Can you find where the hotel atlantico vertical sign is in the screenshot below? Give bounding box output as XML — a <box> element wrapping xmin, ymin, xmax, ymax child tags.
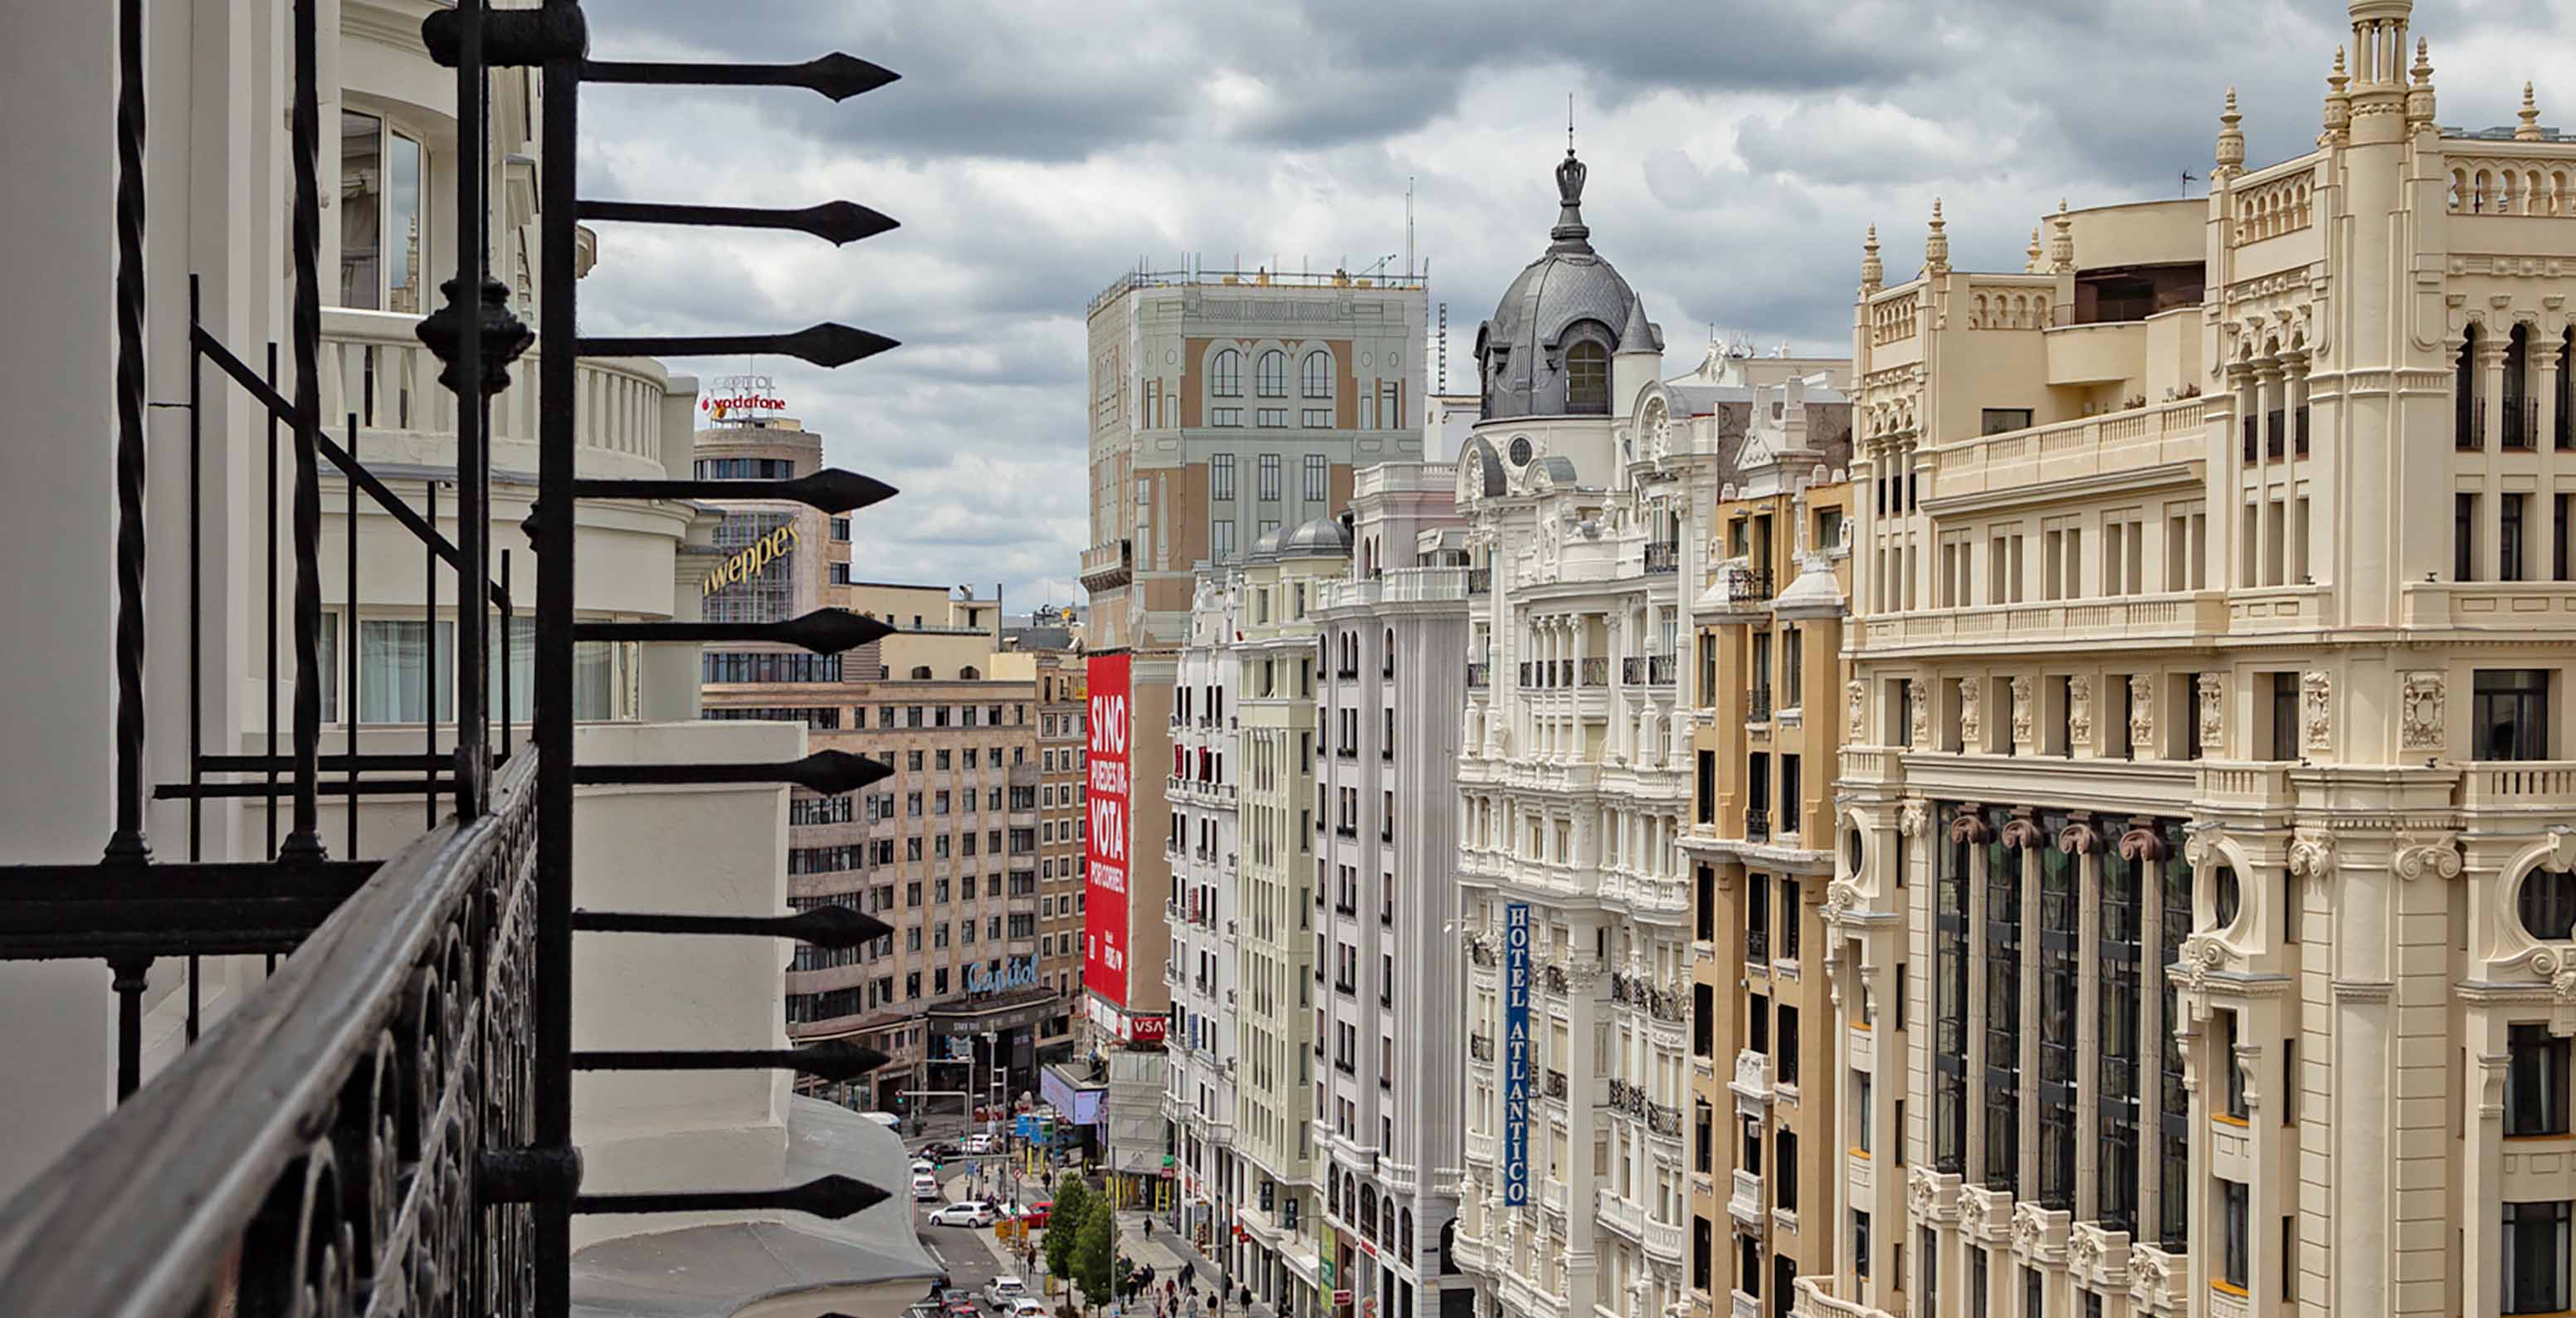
<box><xmin>1501</xmin><ymin>901</ymin><xmax>1532</xmax><ymax>1207</ymax></box>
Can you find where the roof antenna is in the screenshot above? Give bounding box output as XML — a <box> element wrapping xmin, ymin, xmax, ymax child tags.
<box><xmin>1567</xmin><ymin>93</ymin><xmax>1576</xmax><ymax>155</ymax></box>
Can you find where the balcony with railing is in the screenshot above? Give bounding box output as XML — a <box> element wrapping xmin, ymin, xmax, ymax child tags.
<box><xmin>1728</xmin><ymin>1169</ymin><xmax>1764</xmax><ymax>1226</ymax></box>
<box><xmin>1642</xmin><ymin>540</ymin><xmax>1681</xmax><ymax>574</ymax></box>
<box><xmin>1746</xmin><ymin>686</ymin><xmax>1772</xmax><ymax>722</ymax></box>
<box><xmin>1744</xmin><ymin>808</ymin><xmax>1771</xmax><ymax>843</ymax></box>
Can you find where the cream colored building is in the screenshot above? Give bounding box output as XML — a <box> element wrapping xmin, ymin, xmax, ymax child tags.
<box><xmin>1807</xmin><ymin>5</ymin><xmax>2576</xmax><ymax>1317</ymax></box>
<box><xmin>1449</xmin><ymin>145</ymin><xmax>1705</xmax><ymax>1318</ymax></box>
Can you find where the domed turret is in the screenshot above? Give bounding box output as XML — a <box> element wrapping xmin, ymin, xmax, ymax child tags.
<box><xmin>1474</xmin><ymin>146</ymin><xmax>1661</xmax><ymax>422</ymax></box>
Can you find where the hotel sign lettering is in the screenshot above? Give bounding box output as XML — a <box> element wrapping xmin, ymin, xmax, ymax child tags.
<box><xmin>1501</xmin><ymin>901</ymin><xmax>1532</xmax><ymax>1208</ymax></box>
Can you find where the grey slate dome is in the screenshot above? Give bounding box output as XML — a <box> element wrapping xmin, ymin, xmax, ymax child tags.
<box><xmin>1247</xmin><ymin>524</ymin><xmax>1289</xmax><ymax>562</ymax></box>
<box><xmin>1276</xmin><ymin>515</ymin><xmax>1354</xmax><ymax>559</ymax></box>
<box><xmin>1475</xmin><ymin>146</ymin><xmax>1661</xmax><ymax>422</ymax></box>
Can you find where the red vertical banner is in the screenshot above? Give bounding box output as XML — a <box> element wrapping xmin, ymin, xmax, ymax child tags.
<box><xmin>1084</xmin><ymin>653</ymin><xmax>1132</xmax><ymax>1008</ymax></box>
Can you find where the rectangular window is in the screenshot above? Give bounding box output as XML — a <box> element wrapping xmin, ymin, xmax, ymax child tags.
<box><xmin>1212</xmin><ymin>453</ymin><xmax>1237</xmax><ymax>501</ymax></box>
<box><xmin>1303</xmin><ymin>408</ymin><xmax>1331</xmax><ymax>427</ymax></box>
<box><xmin>1778</xmin><ymin>1005</ymin><xmax>1799</xmax><ymax>1086</ymax></box>
<box><xmin>2220</xmin><ymin>1179</ymin><xmax>2251</xmax><ymax>1294</ymax></box>
<box><xmin>2510</xmin><ymin>1023</ymin><xmax>2573</xmax><ymax>1136</ymax></box>
<box><xmin>2505</xmin><ymin>492</ymin><xmax>2530</xmax><ymax>582</ymax></box>
<box><xmin>1852</xmin><ymin>1211</ymin><xmax>1871</xmax><ymax>1279</ymax></box>
<box><xmin>1213</xmin><ymin>519</ymin><xmax>1237</xmax><ymax>564</ymax></box>
<box><xmin>2475</xmin><ymin>669</ymin><xmax>2553</xmax><ymax>761</ymax></box>
<box><xmin>1981</xmin><ymin>408</ymin><xmax>2034</xmax><ymax>436</ymax></box>
<box><xmin>1212</xmin><ymin>408</ymin><xmax>1242</xmax><ymax>427</ymax></box>
<box><xmin>1985</xmin><ymin>810</ymin><xmax>2022</xmax><ymax>1193</ymax></box>
<box><xmin>1259</xmin><ymin>453</ymin><xmax>1282</xmax><ymax>501</ymax></box>
<box><xmin>2505</xmin><ymin>1199</ymin><xmax>2573</xmax><ymax>1315</ymax></box>
<box><xmin>2270</xmin><ymin>671</ymin><xmax>2300</xmax><ymax>762</ymax></box>
<box><xmin>2458</xmin><ymin>492</ymin><xmax>2480</xmax><ymax>582</ymax></box>
<box><xmin>1303</xmin><ymin>453</ymin><xmax>1329</xmax><ymax>502</ymax></box>
<box><xmin>1775</xmin><ymin>1126</ymin><xmax>1798</xmax><ymax>1211</ymax></box>
<box><xmin>1970</xmin><ymin>1247</ymin><xmax>1988</xmax><ymax>1318</ymax></box>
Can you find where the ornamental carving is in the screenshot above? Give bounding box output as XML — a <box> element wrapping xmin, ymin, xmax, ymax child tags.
<box><xmin>1907</xmin><ymin>1166</ymin><xmax>1939</xmax><ymax>1221</ymax></box>
<box><xmin>2128</xmin><ymin>1246</ymin><xmax>2172</xmax><ymax>1310</ymax></box>
<box><xmin>2178</xmin><ymin>935</ymin><xmax>2230</xmax><ymax>990</ymax></box>
<box><xmin>2393</xmin><ymin>832</ymin><xmax>2462</xmax><ymax>882</ymax></box>
<box><xmin>2196</xmin><ymin>671</ymin><xmax>2226</xmax><ymax>752</ymax></box>
<box><xmin>1949</xmin><ymin>805</ymin><xmax>1993</xmax><ymax>846</ymax></box>
<box><xmin>1910</xmin><ymin>684</ymin><xmax>1933</xmax><ymax>747</ymax></box>
<box><xmin>2301</xmin><ymin>671</ymin><xmax>2332</xmax><ymax>753</ymax></box>
<box><xmin>1847</xmin><ymin>680</ymin><xmax>1866</xmax><ymax>731</ymax></box>
<box><xmin>2537</xmin><ymin>948</ymin><xmax>2576</xmax><ymax>1036</ymax></box>
<box><xmin>1821</xmin><ymin>879</ymin><xmax>1863</xmax><ymax>927</ymax></box>
<box><xmin>2400</xmin><ymin>670</ymin><xmax>2446</xmax><ymax>752</ymax></box>
<box><xmin>2009</xmin><ymin>675</ymin><xmax>2035</xmax><ymax>745</ymax></box>
<box><xmin>2056</xmin><ymin>818</ymin><xmax>2101</xmax><ymax>856</ymax></box>
<box><xmin>2127</xmin><ymin>674</ymin><xmax>2154</xmax><ymax>752</ymax></box>
<box><xmin>2286</xmin><ymin>829</ymin><xmax>2336</xmax><ymax>889</ymax></box>
<box><xmin>2000</xmin><ymin>813</ymin><xmax>2044</xmax><ymax>852</ymax></box>
<box><xmin>2067</xmin><ymin>675</ymin><xmax>2093</xmax><ymax>745</ymax></box>
<box><xmin>1958</xmin><ymin>680</ymin><xmax>1983</xmax><ymax>746</ymax></box>
<box><xmin>1899</xmin><ymin>799</ymin><xmax>1929</xmax><ymax>838</ymax></box>
<box><xmin>2116</xmin><ymin>822</ymin><xmax>2169</xmax><ymax>863</ymax></box>
<box><xmin>2068</xmin><ymin>1228</ymin><xmax>2103</xmax><ymax>1280</ymax></box>
<box><xmin>2183</xmin><ymin>821</ymin><xmax>2227</xmax><ymax>872</ymax></box>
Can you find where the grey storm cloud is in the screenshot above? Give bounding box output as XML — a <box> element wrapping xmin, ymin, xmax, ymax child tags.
<box><xmin>569</xmin><ymin>0</ymin><xmax>2574</xmax><ymax>610</ymax></box>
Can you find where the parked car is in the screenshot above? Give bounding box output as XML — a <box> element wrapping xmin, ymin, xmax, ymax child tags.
<box><xmin>911</xmin><ymin>1174</ymin><xmax>941</xmax><ymax>1202</ymax></box>
<box><xmin>1017</xmin><ymin>1201</ymin><xmax>1052</xmax><ymax>1229</ymax></box>
<box><xmin>927</xmin><ymin>1202</ymin><xmax>996</xmax><ymax>1228</ymax></box>
<box><xmin>983</xmin><ymin>1277</ymin><xmax>1028</xmax><ymax>1308</ymax></box>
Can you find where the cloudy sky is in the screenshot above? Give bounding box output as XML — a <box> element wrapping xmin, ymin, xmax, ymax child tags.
<box><xmin>577</xmin><ymin>0</ymin><xmax>2574</xmax><ymax>610</ymax></box>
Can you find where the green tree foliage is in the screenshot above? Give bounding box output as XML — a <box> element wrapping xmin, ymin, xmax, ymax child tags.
<box><xmin>1045</xmin><ymin>1176</ymin><xmax>1094</xmax><ymax>1283</ymax></box>
<box><xmin>1073</xmin><ymin>1198</ymin><xmax>1117</xmax><ymax>1310</ymax></box>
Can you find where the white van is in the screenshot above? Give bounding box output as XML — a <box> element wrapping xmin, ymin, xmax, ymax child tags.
<box><xmin>912</xmin><ymin>1173</ymin><xmax>941</xmax><ymax>1202</ymax></box>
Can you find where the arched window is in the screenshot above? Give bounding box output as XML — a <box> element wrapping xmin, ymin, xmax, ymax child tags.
<box><xmin>1566</xmin><ymin>340</ymin><xmax>1610</xmax><ymax>413</ymax></box>
<box><xmin>1302</xmin><ymin>351</ymin><xmax>1334</xmax><ymax>399</ymax></box>
<box><xmin>2523</xmin><ymin>867</ymin><xmax>2576</xmax><ymax>941</ymax></box>
<box><xmin>1212</xmin><ymin>349</ymin><xmax>1242</xmax><ymax>398</ymax></box>
<box><xmin>959</xmin><ymin>666</ymin><xmax>981</xmax><ymax>680</ymax></box>
<box><xmin>910</xmin><ymin>665</ymin><xmax>933</xmax><ymax>679</ymax></box>
<box><xmin>1257</xmin><ymin>349</ymin><xmax>1287</xmax><ymax>398</ymax></box>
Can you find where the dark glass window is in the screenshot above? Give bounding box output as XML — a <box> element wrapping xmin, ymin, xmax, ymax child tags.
<box><xmin>2459</xmin><ymin>492</ymin><xmax>2481</xmax><ymax>581</ymax></box>
<box><xmin>2222</xmin><ymin>1010</ymin><xmax>2250</xmax><ymax>1122</ymax></box>
<box><xmin>2037</xmin><ymin>818</ymin><xmax>2078</xmax><ymax>1211</ymax></box>
<box><xmin>2097</xmin><ymin>845</ymin><xmax>2143</xmax><ymax>1233</ymax></box>
<box><xmin>2475</xmin><ymin>669</ymin><xmax>2552</xmax><ymax>761</ymax></box>
<box><xmin>1775</xmin><ymin>1128</ymin><xmax>1798</xmax><ymax>1211</ymax></box>
<box><xmin>2160</xmin><ymin>818</ymin><xmax>2194</xmax><ymax>1250</ymax></box>
<box><xmin>1934</xmin><ymin>825</ymin><xmax>1969</xmax><ymax>1175</ymax></box>
<box><xmin>2505</xmin><ymin>492</ymin><xmax>2531</xmax><ymax>581</ymax></box>
<box><xmin>2506</xmin><ymin>1200</ymin><xmax>2573</xmax><ymax>1315</ymax></box>
<box><xmin>1970</xmin><ymin>1247</ymin><xmax>1988</xmax><ymax>1318</ymax></box>
<box><xmin>2510</xmin><ymin>1023</ymin><xmax>2572</xmax><ymax>1137</ymax></box>
<box><xmin>2221</xmin><ymin>1179</ymin><xmax>2251</xmax><ymax>1292</ymax></box>
<box><xmin>2270</xmin><ymin>672</ymin><xmax>2300</xmax><ymax>761</ymax></box>
<box><xmin>1778</xmin><ymin>1006</ymin><xmax>1800</xmax><ymax>1086</ymax></box>
<box><xmin>1565</xmin><ymin>341</ymin><xmax>1610</xmax><ymax>413</ymax></box>
<box><xmin>1983</xmin><ymin>808</ymin><xmax>2022</xmax><ymax>1193</ymax></box>
<box><xmin>1852</xmin><ymin>1211</ymin><xmax>1871</xmax><ymax>1279</ymax></box>
<box><xmin>2525</xmin><ymin>868</ymin><xmax>2576</xmax><ymax>942</ymax></box>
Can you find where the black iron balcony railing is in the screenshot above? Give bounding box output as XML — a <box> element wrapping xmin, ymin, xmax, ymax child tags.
<box><xmin>2295</xmin><ymin>403</ymin><xmax>2311</xmax><ymax>456</ymax></box>
<box><xmin>2505</xmin><ymin>397</ymin><xmax>2538</xmax><ymax>451</ymax></box>
<box><xmin>1467</xmin><ymin>661</ymin><xmax>1490</xmax><ymax>688</ymax></box>
<box><xmin>0</xmin><ymin>5</ymin><xmax>913</xmax><ymax>1313</ymax></box>
<box><xmin>1647</xmin><ymin>654</ymin><xmax>1676</xmax><ymax>686</ymax></box>
<box><xmin>2461</xmin><ymin>402</ymin><xmax>2486</xmax><ymax>451</ymax></box>
<box><xmin>1745</xmin><ymin>807</ymin><xmax>1772</xmax><ymax>842</ymax></box>
<box><xmin>1746</xmin><ymin>925</ymin><xmax>1770</xmax><ymax>964</ymax></box>
<box><xmin>2243</xmin><ymin>412</ymin><xmax>2260</xmax><ymax>462</ymax></box>
<box><xmin>1580</xmin><ymin>657</ymin><xmax>1609</xmax><ymax>686</ymax></box>
<box><xmin>1518</xmin><ymin>661</ymin><xmax>1534</xmax><ymax>688</ymax></box>
<box><xmin>1545</xmin><ymin>1069</ymin><xmax>1569</xmax><ymax>1101</ymax></box>
<box><xmin>2266</xmin><ymin>408</ymin><xmax>2286</xmax><ymax>460</ymax></box>
<box><xmin>1747</xmin><ymin>686</ymin><xmax>1773</xmax><ymax>721</ymax></box>
<box><xmin>2560</xmin><ymin>400</ymin><xmax>2574</xmax><ymax>451</ymax></box>
<box><xmin>1643</xmin><ymin>540</ymin><xmax>1680</xmax><ymax>574</ymax></box>
<box><xmin>1467</xmin><ymin>566</ymin><xmax>1492</xmax><ymax>594</ymax></box>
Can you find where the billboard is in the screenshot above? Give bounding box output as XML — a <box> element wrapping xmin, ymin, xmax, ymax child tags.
<box><xmin>1501</xmin><ymin>901</ymin><xmax>1532</xmax><ymax>1208</ymax></box>
<box><xmin>1084</xmin><ymin>653</ymin><xmax>1133</xmax><ymax>1007</ymax></box>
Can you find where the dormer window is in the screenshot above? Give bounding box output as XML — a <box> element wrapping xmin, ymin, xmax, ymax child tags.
<box><xmin>1566</xmin><ymin>340</ymin><xmax>1609</xmax><ymax>412</ymax></box>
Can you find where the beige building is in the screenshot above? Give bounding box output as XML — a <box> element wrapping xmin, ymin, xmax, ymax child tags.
<box><xmin>1807</xmin><ymin>6</ymin><xmax>2576</xmax><ymax>1317</ymax></box>
<box><xmin>1080</xmin><ymin>262</ymin><xmax>1430</xmax><ymax>1053</ymax></box>
<box><xmin>1675</xmin><ymin>394</ymin><xmax>1856</xmax><ymax>1318</ymax></box>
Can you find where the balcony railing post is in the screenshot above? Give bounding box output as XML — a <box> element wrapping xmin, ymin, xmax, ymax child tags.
<box><xmin>106</xmin><ymin>0</ymin><xmax>149</xmax><ymax>863</ymax></box>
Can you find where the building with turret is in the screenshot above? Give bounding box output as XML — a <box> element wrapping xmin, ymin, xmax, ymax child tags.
<box><xmin>1808</xmin><ymin>5</ymin><xmax>2576</xmax><ymax>1316</ymax></box>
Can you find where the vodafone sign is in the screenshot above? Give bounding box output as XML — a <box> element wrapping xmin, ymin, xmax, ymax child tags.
<box><xmin>1083</xmin><ymin>654</ymin><xmax>1132</xmax><ymax>1008</ymax></box>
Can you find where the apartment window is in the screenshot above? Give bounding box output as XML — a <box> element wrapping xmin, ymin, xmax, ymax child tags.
<box><xmin>1212</xmin><ymin>408</ymin><xmax>1242</xmax><ymax>427</ymax></box>
<box><xmin>1690</xmin><ymin>1218</ymin><xmax>1711</xmax><ymax>1291</ymax></box>
<box><xmin>1782</xmin><ymin>879</ymin><xmax>1802</xmax><ymax>960</ymax></box>
<box><xmin>2025</xmin><ymin>1267</ymin><xmax>2044</xmax><ymax>1318</ymax></box>
<box><xmin>1775</xmin><ymin>1128</ymin><xmax>1798</xmax><ymax>1210</ymax></box>
<box><xmin>2506</xmin><ymin>1200</ymin><xmax>2574</xmax><ymax>1314</ymax></box>
<box><xmin>1970</xmin><ymin>1247</ymin><xmax>1988</xmax><ymax>1318</ymax></box>
<box><xmin>1695</xmin><ymin>866</ymin><xmax>1717</xmax><ymax>942</ymax></box>
<box><xmin>2219</xmin><ymin>1179</ymin><xmax>2250</xmax><ymax>1294</ymax></box>
<box><xmin>1980</xmin><ymin>408</ymin><xmax>2033</xmax><ymax>436</ymax></box>
<box><xmin>1920</xmin><ymin>1228</ymin><xmax>1938</xmax><ymax>1311</ymax></box>
<box><xmin>1257</xmin><ymin>349</ymin><xmax>1287</xmax><ymax>397</ymax></box>
<box><xmin>1212</xmin><ymin>349</ymin><xmax>1242</xmax><ymax>398</ymax></box>
<box><xmin>1212</xmin><ymin>453</ymin><xmax>1237</xmax><ymax>501</ymax></box>
<box><xmin>339</xmin><ymin>111</ymin><xmax>427</xmax><ymax>314</ymax></box>
<box><xmin>2269</xmin><ymin>671</ymin><xmax>2300</xmax><ymax>762</ymax></box>
<box><xmin>1303</xmin><ymin>453</ymin><xmax>1329</xmax><ymax>503</ymax></box>
<box><xmin>1257</xmin><ymin>408</ymin><xmax>1288</xmax><ymax>427</ymax></box>
<box><xmin>1214</xmin><ymin>519</ymin><xmax>1237</xmax><ymax>564</ymax></box>
<box><xmin>1303</xmin><ymin>408</ymin><xmax>1331</xmax><ymax>427</ymax></box>
<box><xmin>2511</xmin><ymin>1023</ymin><xmax>2573</xmax><ymax>1136</ymax></box>
<box><xmin>1853</xmin><ymin>1069</ymin><xmax>1871</xmax><ymax>1155</ymax></box>
<box><xmin>1852</xmin><ymin>1211</ymin><xmax>1871</xmax><ymax>1279</ymax></box>
<box><xmin>2458</xmin><ymin>492</ymin><xmax>2480</xmax><ymax>581</ymax></box>
<box><xmin>2475</xmin><ymin>669</ymin><xmax>2553</xmax><ymax>761</ymax></box>
<box><xmin>1259</xmin><ymin>453</ymin><xmax>1282</xmax><ymax>501</ymax></box>
<box><xmin>2222</xmin><ymin>1009</ymin><xmax>2249</xmax><ymax>1121</ymax></box>
<box><xmin>1739</xmin><ymin>1234</ymin><xmax>1760</xmax><ymax>1301</ymax></box>
<box><xmin>2505</xmin><ymin>492</ymin><xmax>2531</xmax><ymax>582</ymax></box>
<box><xmin>1693</xmin><ymin>984</ymin><xmax>1714</xmax><ymax>1057</ymax></box>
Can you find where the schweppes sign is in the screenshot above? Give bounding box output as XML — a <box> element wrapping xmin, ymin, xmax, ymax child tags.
<box><xmin>704</xmin><ymin>522</ymin><xmax>801</xmax><ymax>596</ymax></box>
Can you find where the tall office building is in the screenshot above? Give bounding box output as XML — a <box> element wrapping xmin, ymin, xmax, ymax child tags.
<box><xmin>1080</xmin><ymin>264</ymin><xmax>1430</xmax><ymax>1171</ymax></box>
<box><xmin>1806</xmin><ymin>5</ymin><xmax>2576</xmax><ymax>1316</ymax></box>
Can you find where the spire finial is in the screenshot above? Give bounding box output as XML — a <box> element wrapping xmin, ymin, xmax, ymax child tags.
<box><xmin>2412</xmin><ymin>37</ymin><xmax>2432</xmax><ymax>85</ymax></box>
<box><xmin>1925</xmin><ymin>198</ymin><xmax>1949</xmax><ymax>276</ymax></box>
<box><xmin>2518</xmin><ymin>81</ymin><xmax>2544</xmax><ymax>140</ymax></box>
<box><xmin>1861</xmin><ymin>225</ymin><xmax>1884</xmax><ymax>293</ymax></box>
<box><xmin>2214</xmin><ymin>86</ymin><xmax>2247</xmax><ymax>180</ymax></box>
<box><xmin>2025</xmin><ymin>227</ymin><xmax>2044</xmax><ymax>274</ymax></box>
<box><xmin>2050</xmin><ymin>201</ymin><xmax>2076</xmax><ymax>275</ymax></box>
<box><xmin>1567</xmin><ymin>92</ymin><xmax>1575</xmax><ymax>156</ymax></box>
<box><xmin>2322</xmin><ymin>46</ymin><xmax>2354</xmax><ymax>144</ymax></box>
<box><xmin>1549</xmin><ymin>133</ymin><xmax>1591</xmax><ymax>252</ymax></box>
<box><xmin>2408</xmin><ymin>37</ymin><xmax>2437</xmax><ymax>126</ymax></box>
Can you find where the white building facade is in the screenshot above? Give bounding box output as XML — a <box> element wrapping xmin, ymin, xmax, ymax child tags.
<box><xmin>1169</xmin><ymin>573</ymin><xmax>1245</xmax><ymax>1247</ymax></box>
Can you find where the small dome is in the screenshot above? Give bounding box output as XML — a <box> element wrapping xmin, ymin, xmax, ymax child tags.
<box><xmin>1276</xmin><ymin>515</ymin><xmax>1353</xmax><ymax>559</ymax></box>
<box><xmin>1475</xmin><ymin>146</ymin><xmax>1661</xmax><ymax>422</ymax></box>
<box><xmin>1247</xmin><ymin>524</ymin><xmax>1289</xmax><ymax>561</ymax></box>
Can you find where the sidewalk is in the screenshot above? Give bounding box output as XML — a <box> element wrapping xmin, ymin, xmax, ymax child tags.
<box><xmin>1116</xmin><ymin>1210</ymin><xmax>1275</xmax><ymax>1318</ymax></box>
